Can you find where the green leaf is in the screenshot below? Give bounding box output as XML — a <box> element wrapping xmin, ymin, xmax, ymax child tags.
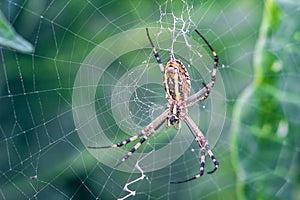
<box><xmin>0</xmin><ymin>10</ymin><xmax>34</xmax><ymax>53</ymax></box>
<box><xmin>230</xmin><ymin>0</ymin><xmax>300</xmax><ymax>199</ymax></box>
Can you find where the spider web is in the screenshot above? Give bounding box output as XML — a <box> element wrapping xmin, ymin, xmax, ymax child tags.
<box><xmin>1</xmin><ymin>0</ymin><xmax>299</xmax><ymax>200</ymax></box>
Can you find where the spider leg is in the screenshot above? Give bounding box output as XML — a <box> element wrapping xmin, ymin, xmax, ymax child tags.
<box><xmin>186</xmin><ymin>82</ymin><xmax>210</xmax><ymax>108</ymax></box>
<box><xmin>184</xmin><ymin>114</ymin><xmax>219</xmax><ymax>174</ymax></box>
<box><xmin>170</xmin><ymin>114</ymin><xmax>219</xmax><ymax>184</ymax></box>
<box><xmin>88</xmin><ymin>110</ymin><xmax>168</xmax><ymax>149</ymax></box>
<box><xmin>88</xmin><ymin>133</ymin><xmax>144</xmax><ymax>149</ymax></box>
<box><xmin>187</xmin><ymin>30</ymin><xmax>218</xmax><ymax>104</ymax></box>
<box><xmin>170</xmin><ymin>147</ymin><xmax>206</xmax><ymax>184</ymax></box>
<box><xmin>146</xmin><ymin>28</ymin><xmax>164</xmax><ymax>73</ymax></box>
<box><xmin>194</xmin><ymin>29</ymin><xmax>218</xmax><ymax>87</ymax></box>
<box><xmin>114</xmin><ymin>116</ymin><xmax>167</xmax><ymax>168</ymax></box>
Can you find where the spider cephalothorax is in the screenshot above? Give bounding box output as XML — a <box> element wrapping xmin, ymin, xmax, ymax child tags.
<box><xmin>89</xmin><ymin>28</ymin><xmax>219</xmax><ymax>184</ymax></box>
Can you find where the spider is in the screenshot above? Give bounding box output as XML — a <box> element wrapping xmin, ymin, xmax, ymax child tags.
<box><xmin>88</xmin><ymin>28</ymin><xmax>219</xmax><ymax>184</ymax></box>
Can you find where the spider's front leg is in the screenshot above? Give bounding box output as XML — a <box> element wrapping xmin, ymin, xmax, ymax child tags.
<box><xmin>170</xmin><ymin>114</ymin><xmax>219</xmax><ymax>184</ymax></box>
<box><xmin>88</xmin><ymin>110</ymin><xmax>169</xmax><ymax>168</ymax></box>
<box><xmin>185</xmin><ymin>114</ymin><xmax>219</xmax><ymax>174</ymax></box>
<box><xmin>113</xmin><ymin>118</ymin><xmax>166</xmax><ymax>168</ymax></box>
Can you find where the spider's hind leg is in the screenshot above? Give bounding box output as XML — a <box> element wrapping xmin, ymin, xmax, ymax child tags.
<box><xmin>146</xmin><ymin>28</ymin><xmax>164</xmax><ymax>73</ymax></box>
<box><xmin>186</xmin><ymin>82</ymin><xmax>210</xmax><ymax>108</ymax></box>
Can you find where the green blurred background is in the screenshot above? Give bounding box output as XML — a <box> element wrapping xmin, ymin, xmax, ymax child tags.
<box><xmin>0</xmin><ymin>0</ymin><xmax>299</xmax><ymax>199</ymax></box>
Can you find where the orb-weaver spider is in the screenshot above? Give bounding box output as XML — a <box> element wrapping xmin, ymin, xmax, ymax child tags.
<box><xmin>89</xmin><ymin>28</ymin><xmax>219</xmax><ymax>184</ymax></box>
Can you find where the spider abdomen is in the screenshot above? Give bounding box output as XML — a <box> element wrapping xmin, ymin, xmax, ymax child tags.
<box><xmin>163</xmin><ymin>59</ymin><xmax>191</xmax><ymax>103</ymax></box>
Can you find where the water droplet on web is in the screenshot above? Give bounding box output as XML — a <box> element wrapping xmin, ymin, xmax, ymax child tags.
<box><xmin>29</xmin><ymin>175</ymin><xmax>37</xmax><ymax>180</ymax></box>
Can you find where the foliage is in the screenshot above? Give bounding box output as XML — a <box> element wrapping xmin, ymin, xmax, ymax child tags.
<box><xmin>231</xmin><ymin>0</ymin><xmax>300</xmax><ymax>199</ymax></box>
<box><xmin>0</xmin><ymin>10</ymin><xmax>33</xmax><ymax>53</ymax></box>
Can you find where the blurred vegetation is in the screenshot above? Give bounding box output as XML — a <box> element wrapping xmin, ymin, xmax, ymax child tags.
<box><xmin>0</xmin><ymin>10</ymin><xmax>33</xmax><ymax>53</ymax></box>
<box><xmin>230</xmin><ymin>0</ymin><xmax>300</xmax><ymax>199</ymax></box>
<box><xmin>0</xmin><ymin>0</ymin><xmax>299</xmax><ymax>200</ymax></box>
